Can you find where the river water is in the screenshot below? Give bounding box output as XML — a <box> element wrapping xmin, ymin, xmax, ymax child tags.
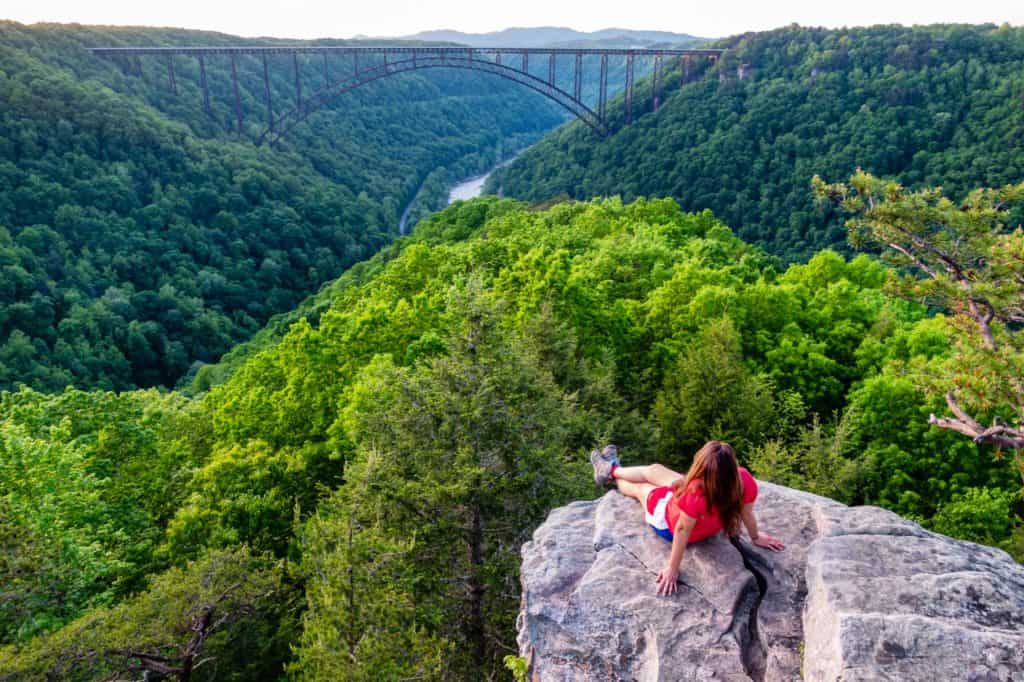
<box><xmin>447</xmin><ymin>150</ymin><xmax>527</xmax><ymax>204</ymax></box>
<box><xmin>447</xmin><ymin>172</ymin><xmax>490</xmax><ymax>204</ymax></box>
<box><xmin>398</xmin><ymin>151</ymin><xmax>523</xmax><ymax>235</ymax></box>
<box><xmin>398</xmin><ymin>190</ymin><xmax>418</xmax><ymax>235</ymax></box>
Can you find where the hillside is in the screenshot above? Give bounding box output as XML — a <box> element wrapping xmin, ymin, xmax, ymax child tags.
<box><xmin>0</xmin><ymin>21</ymin><xmax>563</xmax><ymax>392</ymax></box>
<box><xmin>2</xmin><ymin>196</ymin><xmax>1018</xmax><ymax>680</ymax></box>
<box><xmin>490</xmin><ymin>24</ymin><xmax>1024</xmax><ymax>261</ymax></box>
<box><xmin>394</xmin><ymin>26</ymin><xmax>707</xmax><ymax>48</ymax></box>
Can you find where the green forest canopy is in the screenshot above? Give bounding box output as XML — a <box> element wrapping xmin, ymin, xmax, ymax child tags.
<box><xmin>1</xmin><ymin>196</ymin><xmax>1019</xmax><ymax>680</ymax></box>
<box><xmin>0</xmin><ymin>22</ymin><xmax>563</xmax><ymax>392</ymax></box>
<box><xmin>490</xmin><ymin>23</ymin><xmax>1024</xmax><ymax>262</ymax></box>
<box><xmin>3</xmin><ymin>19</ymin><xmax>1024</xmax><ymax>681</ymax></box>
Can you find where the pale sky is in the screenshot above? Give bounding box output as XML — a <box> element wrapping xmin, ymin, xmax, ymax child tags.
<box><xmin>4</xmin><ymin>0</ymin><xmax>1023</xmax><ymax>40</ymax></box>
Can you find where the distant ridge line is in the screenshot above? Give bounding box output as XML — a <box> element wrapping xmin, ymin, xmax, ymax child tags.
<box><xmin>89</xmin><ymin>45</ymin><xmax>725</xmax><ymax>57</ymax></box>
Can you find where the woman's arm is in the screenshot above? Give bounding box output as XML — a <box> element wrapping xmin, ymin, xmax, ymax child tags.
<box><xmin>656</xmin><ymin>512</ymin><xmax>697</xmax><ymax>596</ymax></box>
<box><xmin>740</xmin><ymin>503</ymin><xmax>785</xmax><ymax>551</ymax></box>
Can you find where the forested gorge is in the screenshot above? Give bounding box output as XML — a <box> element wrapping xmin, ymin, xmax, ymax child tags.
<box><xmin>1</xmin><ymin>19</ymin><xmax>1023</xmax><ymax>682</ymax></box>
<box><xmin>491</xmin><ymin>23</ymin><xmax>1024</xmax><ymax>262</ymax></box>
<box><xmin>0</xmin><ymin>22</ymin><xmax>562</xmax><ymax>391</ymax></box>
<box><xmin>2</xmin><ymin>194</ymin><xmax>1021</xmax><ymax>679</ymax></box>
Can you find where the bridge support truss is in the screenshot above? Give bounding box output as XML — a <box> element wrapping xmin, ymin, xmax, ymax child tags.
<box><xmin>90</xmin><ymin>45</ymin><xmax>722</xmax><ymax>143</ymax></box>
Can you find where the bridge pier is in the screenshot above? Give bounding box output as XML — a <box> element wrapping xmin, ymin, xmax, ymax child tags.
<box><xmin>624</xmin><ymin>53</ymin><xmax>634</xmax><ymax>123</ymax></box>
<box><xmin>166</xmin><ymin>55</ymin><xmax>177</xmax><ymax>95</ymax></box>
<box><xmin>323</xmin><ymin>52</ymin><xmax>329</xmax><ymax>87</ymax></box>
<box><xmin>263</xmin><ymin>54</ymin><xmax>274</xmax><ymax>130</ymax></box>
<box><xmin>574</xmin><ymin>52</ymin><xmax>582</xmax><ymax>101</ymax></box>
<box><xmin>652</xmin><ymin>54</ymin><xmax>662</xmax><ymax>111</ymax></box>
<box><xmin>198</xmin><ymin>55</ymin><xmax>211</xmax><ymax>114</ymax></box>
<box><xmin>548</xmin><ymin>53</ymin><xmax>556</xmax><ymax>87</ymax></box>
<box><xmin>293</xmin><ymin>53</ymin><xmax>302</xmax><ymax>108</ymax></box>
<box><xmin>115</xmin><ymin>54</ymin><xmax>129</xmax><ymax>75</ymax></box>
<box><xmin>230</xmin><ymin>53</ymin><xmax>243</xmax><ymax>133</ymax></box>
<box><xmin>598</xmin><ymin>53</ymin><xmax>608</xmax><ymax>120</ymax></box>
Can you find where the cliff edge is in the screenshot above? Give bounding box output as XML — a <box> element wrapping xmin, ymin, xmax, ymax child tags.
<box><xmin>517</xmin><ymin>483</ymin><xmax>1024</xmax><ymax>681</ymax></box>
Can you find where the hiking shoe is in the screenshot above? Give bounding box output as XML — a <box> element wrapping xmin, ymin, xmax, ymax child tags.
<box><xmin>590</xmin><ymin>444</ymin><xmax>620</xmax><ymax>486</ymax></box>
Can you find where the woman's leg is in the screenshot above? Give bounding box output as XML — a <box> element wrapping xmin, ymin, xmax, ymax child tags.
<box><xmin>615</xmin><ymin>478</ymin><xmax>656</xmax><ymax>504</ymax></box>
<box><xmin>613</xmin><ymin>463</ymin><xmax>683</xmax><ymax>487</ymax></box>
<box><xmin>613</xmin><ymin>463</ymin><xmax>683</xmax><ymax>504</ymax></box>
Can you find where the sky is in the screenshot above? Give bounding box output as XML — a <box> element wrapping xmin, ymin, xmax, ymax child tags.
<box><xmin>4</xmin><ymin>0</ymin><xmax>1023</xmax><ymax>40</ymax></box>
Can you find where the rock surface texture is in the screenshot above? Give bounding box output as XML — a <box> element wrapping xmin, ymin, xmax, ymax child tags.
<box><xmin>517</xmin><ymin>483</ymin><xmax>1024</xmax><ymax>681</ymax></box>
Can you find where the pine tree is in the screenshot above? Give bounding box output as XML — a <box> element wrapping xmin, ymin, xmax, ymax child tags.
<box><xmin>293</xmin><ymin>290</ymin><xmax>585</xmax><ymax>679</ymax></box>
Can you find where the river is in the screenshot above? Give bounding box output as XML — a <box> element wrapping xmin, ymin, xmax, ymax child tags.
<box><xmin>398</xmin><ymin>151</ymin><xmax>523</xmax><ymax>235</ymax></box>
<box><xmin>447</xmin><ymin>151</ymin><xmax>523</xmax><ymax>205</ymax></box>
<box><xmin>447</xmin><ymin>172</ymin><xmax>491</xmax><ymax>203</ymax></box>
<box><xmin>398</xmin><ymin>189</ymin><xmax>419</xmax><ymax>236</ymax></box>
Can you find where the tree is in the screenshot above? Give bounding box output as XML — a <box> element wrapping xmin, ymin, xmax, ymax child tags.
<box><xmin>0</xmin><ymin>548</ymin><xmax>290</xmax><ymax>682</ymax></box>
<box><xmin>653</xmin><ymin>317</ymin><xmax>791</xmax><ymax>462</ymax></box>
<box><xmin>814</xmin><ymin>171</ymin><xmax>1024</xmax><ymax>484</ymax></box>
<box><xmin>293</xmin><ymin>291</ymin><xmax>585</xmax><ymax>679</ymax></box>
<box><xmin>747</xmin><ymin>413</ymin><xmax>860</xmax><ymax>504</ymax></box>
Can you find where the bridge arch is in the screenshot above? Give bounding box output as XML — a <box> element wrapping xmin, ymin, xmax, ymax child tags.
<box><xmin>89</xmin><ymin>46</ymin><xmax>724</xmax><ymax>143</ymax></box>
<box><xmin>261</xmin><ymin>54</ymin><xmax>605</xmax><ymax>145</ymax></box>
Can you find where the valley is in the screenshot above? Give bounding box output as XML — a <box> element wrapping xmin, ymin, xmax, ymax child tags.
<box><xmin>492</xmin><ymin>24</ymin><xmax>1024</xmax><ymax>262</ymax></box>
<box><xmin>0</xmin><ymin>17</ymin><xmax>1022</xmax><ymax>682</ymax></box>
<box><xmin>0</xmin><ymin>21</ymin><xmax>564</xmax><ymax>392</ymax></box>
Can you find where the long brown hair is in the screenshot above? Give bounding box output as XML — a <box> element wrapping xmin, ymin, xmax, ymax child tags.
<box><xmin>671</xmin><ymin>441</ymin><xmax>743</xmax><ymax>537</ymax></box>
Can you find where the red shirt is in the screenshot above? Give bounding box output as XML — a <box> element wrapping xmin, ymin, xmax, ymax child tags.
<box><xmin>665</xmin><ymin>467</ymin><xmax>758</xmax><ymax>543</ymax></box>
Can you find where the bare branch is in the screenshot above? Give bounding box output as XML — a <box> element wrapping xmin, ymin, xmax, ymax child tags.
<box><xmin>886</xmin><ymin>241</ymin><xmax>937</xmax><ymax>278</ymax></box>
<box><xmin>929</xmin><ymin>413</ymin><xmax>980</xmax><ymax>437</ymax></box>
<box><xmin>966</xmin><ymin>299</ymin><xmax>998</xmax><ymax>350</ymax></box>
<box><xmin>945</xmin><ymin>392</ymin><xmax>984</xmax><ymax>430</ymax></box>
<box><xmin>979</xmin><ymin>299</ymin><xmax>997</xmax><ymax>325</ymax></box>
<box><xmin>107</xmin><ymin>649</ymin><xmax>182</xmax><ymax>676</ymax></box>
<box><xmin>107</xmin><ymin>649</ymin><xmax>177</xmax><ymax>665</ymax></box>
<box><xmin>977</xmin><ymin>424</ymin><xmax>1024</xmax><ymax>441</ymax></box>
<box><xmin>929</xmin><ymin>393</ymin><xmax>1024</xmax><ymax>449</ymax></box>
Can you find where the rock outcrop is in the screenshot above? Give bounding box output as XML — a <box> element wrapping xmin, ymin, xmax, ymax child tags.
<box><xmin>517</xmin><ymin>483</ymin><xmax>1024</xmax><ymax>681</ymax></box>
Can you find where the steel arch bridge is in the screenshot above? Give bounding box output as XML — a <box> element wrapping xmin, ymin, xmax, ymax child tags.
<box><xmin>89</xmin><ymin>45</ymin><xmax>723</xmax><ymax>143</ymax></box>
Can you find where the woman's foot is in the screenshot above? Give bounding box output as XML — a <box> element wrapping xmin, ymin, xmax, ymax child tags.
<box><xmin>601</xmin><ymin>444</ymin><xmax>619</xmax><ymax>464</ymax></box>
<box><xmin>590</xmin><ymin>444</ymin><xmax>620</xmax><ymax>486</ymax></box>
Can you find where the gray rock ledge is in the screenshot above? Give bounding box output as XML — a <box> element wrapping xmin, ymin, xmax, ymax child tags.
<box><xmin>517</xmin><ymin>483</ymin><xmax>1024</xmax><ymax>681</ymax></box>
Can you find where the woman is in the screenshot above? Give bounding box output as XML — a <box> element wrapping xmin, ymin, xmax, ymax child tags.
<box><xmin>591</xmin><ymin>441</ymin><xmax>785</xmax><ymax>596</ymax></box>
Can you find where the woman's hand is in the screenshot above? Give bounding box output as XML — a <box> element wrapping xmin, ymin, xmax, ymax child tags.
<box><xmin>752</xmin><ymin>533</ymin><xmax>785</xmax><ymax>551</ymax></box>
<box><xmin>656</xmin><ymin>565</ymin><xmax>679</xmax><ymax>596</ymax></box>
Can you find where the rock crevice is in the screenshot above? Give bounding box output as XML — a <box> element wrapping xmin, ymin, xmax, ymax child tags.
<box><xmin>729</xmin><ymin>537</ymin><xmax>768</xmax><ymax>682</ymax></box>
<box><xmin>518</xmin><ymin>484</ymin><xmax>1024</xmax><ymax>681</ymax></box>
